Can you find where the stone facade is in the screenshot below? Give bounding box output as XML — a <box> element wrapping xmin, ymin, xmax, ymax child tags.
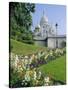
<box><xmin>34</xmin><ymin>39</ymin><xmax>47</xmax><ymax>47</ymax></box>
<box><xmin>34</xmin><ymin>13</ymin><xmax>66</xmax><ymax>49</ymax></box>
<box><xmin>48</xmin><ymin>36</ymin><xmax>66</xmax><ymax>49</ymax></box>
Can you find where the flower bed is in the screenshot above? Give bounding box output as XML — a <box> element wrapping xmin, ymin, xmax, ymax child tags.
<box><xmin>9</xmin><ymin>47</ymin><xmax>66</xmax><ymax>87</ymax></box>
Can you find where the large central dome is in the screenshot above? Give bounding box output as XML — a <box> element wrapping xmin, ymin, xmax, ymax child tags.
<box><xmin>40</xmin><ymin>15</ymin><xmax>48</xmax><ymax>26</ymax></box>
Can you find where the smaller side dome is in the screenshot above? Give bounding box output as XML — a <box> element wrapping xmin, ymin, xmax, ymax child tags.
<box><xmin>34</xmin><ymin>24</ymin><xmax>40</xmax><ymax>33</ymax></box>
<box><xmin>36</xmin><ymin>24</ymin><xmax>40</xmax><ymax>29</ymax></box>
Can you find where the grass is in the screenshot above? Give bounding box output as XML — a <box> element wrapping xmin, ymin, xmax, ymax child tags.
<box><xmin>10</xmin><ymin>39</ymin><xmax>46</xmax><ymax>55</ymax></box>
<box><xmin>10</xmin><ymin>39</ymin><xmax>66</xmax><ymax>83</ymax></box>
<box><xmin>39</xmin><ymin>54</ymin><xmax>66</xmax><ymax>83</ymax></box>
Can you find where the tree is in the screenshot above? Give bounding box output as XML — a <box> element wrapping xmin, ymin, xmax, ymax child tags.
<box><xmin>61</xmin><ymin>41</ymin><xmax>66</xmax><ymax>48</ymax></box>
<box><xmin>9</xmin><ymin>2</ymin><xmax>35</xmax><ymax>44</ymax></box>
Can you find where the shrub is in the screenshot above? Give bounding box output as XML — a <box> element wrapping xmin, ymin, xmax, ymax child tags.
<box><xmin>61</xmin><ymin>41</ymin><xmax>66</xmax><ymax>48</ymax></box>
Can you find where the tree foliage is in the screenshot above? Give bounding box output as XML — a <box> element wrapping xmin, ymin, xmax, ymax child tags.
<box><xmin>9</xmin><ymin>2</ymin><xmax>35</xmax><ymax>44</ymax></box>
<box><xmin>61</xmin><ymin>41</ymin><xmax>66</xmax><ymax>48</ymax></box>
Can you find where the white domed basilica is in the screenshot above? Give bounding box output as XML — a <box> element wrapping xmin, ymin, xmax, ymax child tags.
<box><xmin>34</xmin><ymin>12</ymin><xmax>66</xmax><ymax>49</ymax></box>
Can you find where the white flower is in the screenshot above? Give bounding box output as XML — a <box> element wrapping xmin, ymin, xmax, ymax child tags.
<box><xmin>50</xmin><ymin>50</ymin><xmax>53</xmax><ymax>56</ymax></box>
<box><xmin>33</xmin><ymin>71</ymin><xmax>37</xmax><ymax>80</ymax></box>
<box><xmin>44</xmin><ymin>83</ymin><xmax>49</xmax><ymax>86</ymax></box>
<box><xmin>37</xmin><ymin>52</ymin><xmax>41</xmax><ymax>59</ymax></box>
<box><xmin>29</xmin><ymin>58</ymin><xmax>32</xmax><ymax>64</ymax></box>
<box><xmin>24</xmin><ymin>59</ymin><xmax>28</xmax><ymax>65</ymax></box>
<box><xmin>23</xmin><ymin>64</ymin><xmax>26</xmax><ymax>69</ymax></box>
<box><xmin>44</xmin><ymin>76</ymin><xmax>50</xmax><ymax>86</ymax></box>
<box><xmin>44</xmin><ymin>54</ymin><xmax>49</xmax><ymax>60</ymax></box>
<box><xmin>38</xmin><ymin>71</ymin><xmax>42</xmax><ymax>79</ymax></box>
<box><xmin>21</xmin><ymin>80</ymin><xmax>25</xmax><ymax>85</ymax></box>
<box><xmin>24</xmin><ymin>56</ymin><xmax>28</xmax><ymax>59</ymax></box>
<box><xmin>25</xmin><ymin>71</ymin><xmax>30</xmax><ymax>81</ymax></box>
<box><xmin>42</xmin><ymin>52</ymin><xmax>45</xmax><ymax>56</ymax></box>
<box><xmin>44</xmin><ymin>77</ymin><xmax>50</xmax><ymax>83</ymax></box>
<box><xmin>30</xmin><ymin>54</ymin><xmax>35</xmax><ymax>60</ymax></box>
<box><xmin>25</xmin><ymin>82</ymin><xmax>28</xmax><ymax>86</ymax></box>
<box><xmin>15</xmin><ymin>55</ymin><xmax>19</xmax><ymax>61</ymax></box>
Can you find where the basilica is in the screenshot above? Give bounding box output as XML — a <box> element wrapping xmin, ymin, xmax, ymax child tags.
<box><xmin>33</xmin><ymin>13</ymin><xmax>66</xmax><ymax>49</ymax></box>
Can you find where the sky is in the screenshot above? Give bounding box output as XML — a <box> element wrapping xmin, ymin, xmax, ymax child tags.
<box><xmin>31</xmin><ymin>4</ymin><xmax>66</xmax><ymax>35</ymax></box>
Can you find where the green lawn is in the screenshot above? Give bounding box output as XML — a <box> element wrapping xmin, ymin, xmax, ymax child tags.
<box><xmin>10</xmin><ymin>39</ymin><xmax>46</xmax><ymax>55</ymax></box>
<box><xmin>10</xmin><ymin>39</ymin><xmax>66</xmax><ymax>83</ymax></box>
<box><xmin>39</xmin><ymin>54</ymin><xmax>66</xmax><ymax>83</ymax></box>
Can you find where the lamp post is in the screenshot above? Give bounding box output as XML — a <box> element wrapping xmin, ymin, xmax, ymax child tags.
<box><xmin>55</xmin><ymin>23</ymin><xmax>58</xmax><ymax>48</ymax></box>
